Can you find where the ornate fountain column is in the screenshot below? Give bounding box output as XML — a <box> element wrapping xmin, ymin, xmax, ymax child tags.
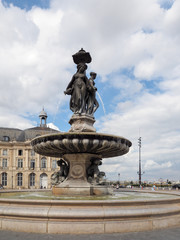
<box><xmin>53</xmin><ymin>153</ymin><xmax>104</xmax><ymax>195</ymax></box>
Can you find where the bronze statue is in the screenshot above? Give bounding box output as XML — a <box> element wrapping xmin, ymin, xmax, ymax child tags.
<box><xmin>87</xmin><ymin>157</ymin><xmax>105</xmax><ymax>185</ymax></box>
<box><xmin>51</xmin><ymin>159</ymin><xmax>69</xmax><ymax>185</ymax></box>
<box><xmin>64</xmin><ymin>49</ymin><xmax>99</xmax><ymax>116</ymax></box>
<box><xmin>64</xmin><ymin>63</ymin><xmax>88</xmax><ymax>114</ymax></box>
<box><xmin>86</xmin><ymin>72</ymin><xmax>99</xmax><ymax>115</ymax></box>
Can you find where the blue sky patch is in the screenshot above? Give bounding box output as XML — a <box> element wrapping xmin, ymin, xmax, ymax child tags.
<box><xmin>158</xmin><ymin>0</ymin><xmax>175</xmax><ymax>10</ymax></box>
<box><xmin>141</xmin><ymin>77</ymin><xmax>163</xmax><ymax>94</ymax></box>
<box><xmin>142</xmin><ymin>28</ymin><xmax>154</xmax><ymax>34</ymax></box>
<box><xmin>2</xmin><ymin>0</ymin><xmax>50</xmax><ymax>10</ymax></box>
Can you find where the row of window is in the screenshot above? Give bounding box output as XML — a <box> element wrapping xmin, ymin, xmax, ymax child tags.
<box><xmin>0</xmin><ymin>158</ymin><xmax>57</xmax><ymax>169</ymax></box>
<box><xmin>1</xmin><ymin>172</ymin><xmax>34</xmax><ymax>186</ymax></box>
<box><xmin>0</xmin><ymin>149</ymin><xmax>36</xmax><ymax>156</ymax></box>
<box><xmin>0</xmin><ymin>172</ymin><xmax>48</xmax><ymax>188</ymax></box>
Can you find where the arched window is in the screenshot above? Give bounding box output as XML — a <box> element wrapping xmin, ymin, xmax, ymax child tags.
<box><xmin>17</xmin><ymin>173</ymin><xmax>23</xmax><ymax>186</ymax></box>
<box><xmin>2</xmin><ymin>172</ymin><xmax>7</xmax><ymax>186</ymax></box>
<box><xmin>29</xmin><ymin>173</ymin><xmax>35</xmax><ymax>187</ymax></box>
<box><xmin>40</xmin><ymin>173</ymin><xmax>48</xmax><ymax>189</ymax></box>
<box><xmin>41</xmin><ymin>157</ymin><xmax>47</xmax><ymax>169</ymax></box>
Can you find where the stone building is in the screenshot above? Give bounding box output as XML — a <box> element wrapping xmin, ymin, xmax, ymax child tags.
<box><xmin>0</xmin><ymin>109</ymin><xmax>60</xmax><ymax>189</ymax></box>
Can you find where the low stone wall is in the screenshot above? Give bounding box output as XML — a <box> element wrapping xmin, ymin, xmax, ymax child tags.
<box><xmin>1</xmin><ymin>191</ymin><xmax>180</xmax><ymax>234</ymax></box>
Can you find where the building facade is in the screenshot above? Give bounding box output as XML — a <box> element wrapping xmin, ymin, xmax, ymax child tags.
<box><xmin>0</xmin><ymin>109</ymin><xmax>60</xmax><ymax>189</ymax></box>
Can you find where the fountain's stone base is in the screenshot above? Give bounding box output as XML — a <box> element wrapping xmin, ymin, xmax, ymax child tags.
<box><xmin>69</xmin><ymin>114</ymin><xmax>96</xmax><ymax>132</ymax></box>
<box><xmin>52</xmin><ymin>185</ymin><xmax>110</xmax><ymax>196</ymax></box>
<box><xmin>52</xmin><ymin>153</ymin><xmax>110</xmax><ymax>196</ymax></box>
<box><xmin>52</xmin><ymin>186</ymin><xmax>92</xmax><ymax>196</ymax></box>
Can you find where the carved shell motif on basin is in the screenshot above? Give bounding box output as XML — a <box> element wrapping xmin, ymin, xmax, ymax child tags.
<box><xmin>31</xmin><ymin>132</ymin><xmax>132</xmax><ymax>196</ymax></box>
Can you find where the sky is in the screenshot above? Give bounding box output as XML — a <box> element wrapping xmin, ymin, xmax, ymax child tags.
<box><xmin>0</xmin><ymin>0</ymin><xmax>180</xmax><ymax>182</ymax></box>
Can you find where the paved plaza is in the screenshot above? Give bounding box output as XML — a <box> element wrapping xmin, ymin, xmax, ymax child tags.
<box><xmin>0</xmin><ymin>227</ymin><xmax>180</xmax><ymax>240</ymax></box>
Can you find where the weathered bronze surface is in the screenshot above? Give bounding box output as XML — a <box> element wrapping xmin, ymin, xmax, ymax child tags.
<box><xmin>64</xmin><ymin>49</ymin><xmax>99</xmax><ymax>116</ymax></box>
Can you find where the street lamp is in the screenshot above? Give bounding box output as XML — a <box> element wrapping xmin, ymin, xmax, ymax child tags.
<box><xmin>118</xmin><ymin>173</ymin><xmax>120</xmax><ymax>185</ymax></box>
<box><xmin>137</xmin><ymin>137</ymin><xmax>145</xmax><ymax>186</ymax></box>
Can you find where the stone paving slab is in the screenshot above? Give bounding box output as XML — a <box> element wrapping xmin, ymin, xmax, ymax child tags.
<box><xmin>0</xmin><ymin>227</ymin><xmax>180</xmax><ymax>240</ymax></box>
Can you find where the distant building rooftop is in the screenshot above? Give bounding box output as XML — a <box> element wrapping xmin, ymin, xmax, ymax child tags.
<box><xmin>0</xmin><ymin>109</ymin><xmax>59</xmax><ymax>142</ymax></box>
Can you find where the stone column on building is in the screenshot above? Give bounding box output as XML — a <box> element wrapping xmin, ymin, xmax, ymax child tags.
<box><xmin>24</xmin><ymin>147</ymin><xmax>29</xmax><ymax>189</ymax></box>
<box><xmin>36</xmin><ymin>154</ymin><xmax>40</xmax><ymax>171</ymax></box>
<box><xmin>12</xmin><ymin>145</ymin><xmax>17</xmax><ymax>189</ymax></box>
<box><xmin>36</xmin><ymin>172</ymin><xmax>40</xmax><ymax>189</ymax></box>
<box><xmin>9</xmin><ymin>147</ymin><xmax>13</xmax><ymax>189</ymax></box>
<box><xmin>24</xmin><ymin>148</ymin><xmax>29</xmax><ymax>170</ymax></box>
<box><xmin>47</xmin><ymin>157</ymin><xmax>51</xmax><ymax>171</ymax></box>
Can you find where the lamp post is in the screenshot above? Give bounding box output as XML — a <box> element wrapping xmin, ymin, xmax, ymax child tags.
<box><xmin>137</xmin><ymin>137</ymin><xmax>144</xmax><ymax>186</ymax></box>
<box><xmin>118</xmin><ymin>173</ymin><xmax>120</xmax><ymax>185</ymax></box>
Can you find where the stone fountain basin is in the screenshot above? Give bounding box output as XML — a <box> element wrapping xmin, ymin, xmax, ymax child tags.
<box><xmin>0</xmin><ymin>190</ymin><xmax>180</xmax><ymax>234</ymax></box>
<box><xmin>31</xmin><ymin>132</ymin><xmax>132</xmax><ymax>158</ymax></box>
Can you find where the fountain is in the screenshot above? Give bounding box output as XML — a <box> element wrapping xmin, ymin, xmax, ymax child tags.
<box><xmin>1</xmin><ymin>50</ymin><xmax>180</xmax><ymax>234</ymax></box>
<box><xmin>31</xmin><ymin>48</ymin><xmax>132</xmax><ymax>196</ymax></box>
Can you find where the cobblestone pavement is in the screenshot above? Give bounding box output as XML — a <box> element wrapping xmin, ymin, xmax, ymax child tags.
<box><xmin>0</xmin><ymin>228</ymin><xmax>180</xmax><ymax>240</ymax></box>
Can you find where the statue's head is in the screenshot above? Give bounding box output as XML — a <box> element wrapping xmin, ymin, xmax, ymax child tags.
<box><xmin>57</xmin><ymin>159</ymin><xmax>64</xmax><ymax>166</ymax></box>
<box><xmin>90</xmin><ymin>72</ymin><xmax>97</xmax><ymax>79</ymax></box>
<box><xmin>90</xmin><ymin>157</ymin><xmax>102</xmax><ymax>165</ymax></box>
<box><xmin>94</xmin><ymin>159</ymin><xmax>102</xmax><ymax>165</ymax></box>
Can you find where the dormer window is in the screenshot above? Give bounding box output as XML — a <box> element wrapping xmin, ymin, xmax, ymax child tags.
<box><xmin>3</xmin><ymin>136</ymin><xmax>10</xmax><ymax>142</ymax></box>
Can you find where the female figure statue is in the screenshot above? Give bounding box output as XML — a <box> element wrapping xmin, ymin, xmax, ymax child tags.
<box><xmin>64</xmin><ymin>63</ymin><xmax>88</xmax><ymax>114</ymax></box>
<box><xmin>86</xmin><ymin>72</ymin><xmax>99</xmax><ymax>115</ymax></box>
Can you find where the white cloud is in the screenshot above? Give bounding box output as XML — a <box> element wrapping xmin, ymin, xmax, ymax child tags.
<box><xmin>98</xmin><ymin>84</ymin><xmax>180</xmax><ymax>180</ymax></box>
<box><xmin>0</xmin><ymin>2</ymin><xmax>70</xmax><ymax>117</ymax></box>
<box><xmin>47</xmin><ymin>123</ymin><xmax>60</xmax><ymax>131</ymax></box>
<box><xmin>144</xmin><ymin>160</ymin><xmax>172</xmax><ymax>171</ymax></box>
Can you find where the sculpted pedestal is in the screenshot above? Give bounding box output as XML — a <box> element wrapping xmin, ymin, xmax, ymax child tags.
<box><xmin>52</xmin><ymin>153</ymin><xmax>109</xmax><ymax>196</ymax></box>
<box><xmin>69</xmin><ymin>114</ymin><xmax>96</xmax><ymax>132</ymax></box>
